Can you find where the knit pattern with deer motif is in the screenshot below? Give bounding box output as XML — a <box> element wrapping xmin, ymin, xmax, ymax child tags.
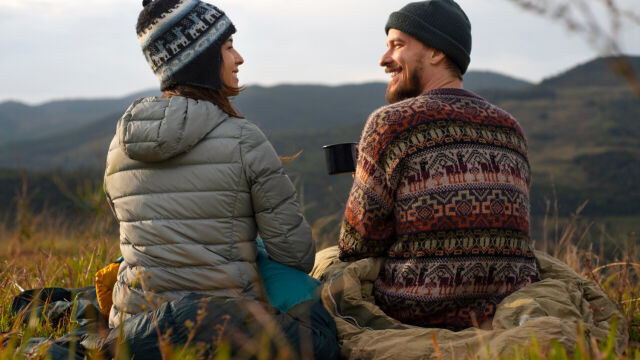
<box><xmin>339</xmin><ymin>88</ymin><xmax>540</xmax><ymax>330</ymax></box>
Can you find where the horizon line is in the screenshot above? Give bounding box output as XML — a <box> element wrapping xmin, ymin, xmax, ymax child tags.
<box><xmin>3</xmin><ymin>53</ymin><xmax>639</xmax><ymax>106</ymax></box>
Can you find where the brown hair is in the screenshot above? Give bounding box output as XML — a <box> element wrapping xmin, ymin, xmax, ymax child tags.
<box><xmin>444</xmin><ymin>56</ymin><xmax>463</xmax><ymax>81</ymax></box>
<box><xmin>162</xmin><ymin>84</ymin><xmax>245</xmax><ymax>118</ymax></box>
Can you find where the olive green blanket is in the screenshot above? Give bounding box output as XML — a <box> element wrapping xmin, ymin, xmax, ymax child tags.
<box><xmin>311</xmin><ymin>247</ymin><xmax>628</xmax><ymax>359</ymax></box>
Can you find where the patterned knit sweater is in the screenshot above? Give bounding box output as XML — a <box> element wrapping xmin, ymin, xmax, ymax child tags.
<box><xmin>339</xmin><ymin>88</ymin><xmax>539</xmax><ymax>330</ymax></box>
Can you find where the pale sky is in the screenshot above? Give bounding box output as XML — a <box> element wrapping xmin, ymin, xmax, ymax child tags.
<box><xmin>1</xmin><ymin>0</ymin><xmax>639</xmax><ymax>104</ymax></box>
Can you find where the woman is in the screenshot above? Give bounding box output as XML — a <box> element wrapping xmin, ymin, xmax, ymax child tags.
<box><xmin>104</xmin><ymin>0</ymin><xmax>316</xmax><ymax>329</ymax></box>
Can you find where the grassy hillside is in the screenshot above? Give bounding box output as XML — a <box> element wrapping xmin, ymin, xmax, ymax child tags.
<box><xmin>493</xmin><ymin>84</ymin><xmax>640</xmax><ymax>217</ymax></box>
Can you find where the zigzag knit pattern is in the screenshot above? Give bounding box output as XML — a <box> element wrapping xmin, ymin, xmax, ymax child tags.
<box><xmin>339</xmin><ymin>88</ymin><xmax>539</xmax><ymax>330</ymax></box>
<box><xmin>138</xmin><ymin>0</ymin><xmax>233</xmax><ymax>83</ymax></box>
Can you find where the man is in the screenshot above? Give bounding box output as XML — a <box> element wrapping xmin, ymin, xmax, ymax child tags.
<box><xmin>339</xmin><ymin>0</ymin><xmax>539</xmax><ymax>330</ymax></box>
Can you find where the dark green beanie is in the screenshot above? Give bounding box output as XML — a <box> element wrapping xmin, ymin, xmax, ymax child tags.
<box><xmin>385</xmin><ymin>0</ymin><xmax>472</xmax><ymax>74</ymax></box>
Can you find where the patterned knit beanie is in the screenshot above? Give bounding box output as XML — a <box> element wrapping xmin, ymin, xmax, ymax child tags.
<box><xmin>386</xmin><ymin>0</ymin><xmax>472</xmax><ymax>74</ymax></box>
<box><xmin>137</xmin><ymin>0</ymin><xmax>236</xmax><ymax>91</ymax></box>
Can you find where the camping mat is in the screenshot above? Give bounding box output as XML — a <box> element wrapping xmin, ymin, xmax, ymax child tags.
<box><xmin>311</xmin><ymin>247</ymin><xmax>628</xmax><ymax>359</ymax></box>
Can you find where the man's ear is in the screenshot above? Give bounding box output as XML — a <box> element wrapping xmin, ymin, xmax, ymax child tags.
<box><xmin>430</xmin><ymin>49</ymin><xmax>447</xmax><ymax>65</ymax></box>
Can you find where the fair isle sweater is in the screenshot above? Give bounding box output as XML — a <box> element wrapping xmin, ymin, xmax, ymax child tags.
<box><xmin>339</xmin><ymin>88</ymin><xmax>539</xmax><ymax>330</ymax></box>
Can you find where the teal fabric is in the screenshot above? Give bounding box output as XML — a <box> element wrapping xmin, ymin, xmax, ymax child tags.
<box><xmin>256</xmin><ymin>239</ymin><xmax>321</xmax><ymax>313</ymax></box>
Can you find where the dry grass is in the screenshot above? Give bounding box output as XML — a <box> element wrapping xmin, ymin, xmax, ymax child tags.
<box><xmin>0</xmin><ymin>178</ymin><xmax>638</xmax><ymax>359</ymax></box>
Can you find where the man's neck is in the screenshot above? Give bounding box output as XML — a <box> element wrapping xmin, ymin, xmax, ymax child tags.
<box><xmin>422</xmin><ymin>78</ymin><xmax>464</xmax><ymax>92</ymax></box>
<box><xmin>420</xmin><ymin>68</ymin><xmax>464</xmax><ymax>92</ymax></box>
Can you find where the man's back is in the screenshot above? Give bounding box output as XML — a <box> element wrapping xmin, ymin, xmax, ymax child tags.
<box><xmin>339</xmin><ymin>88</ymin><xmax>539</xmax><ymax>329</ymax></box>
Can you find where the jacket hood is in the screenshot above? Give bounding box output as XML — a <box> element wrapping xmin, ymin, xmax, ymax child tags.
<box><xmin>117</xmin><ymin>96</ymin><xmax>229</xmax><ymax>162</ymax></box>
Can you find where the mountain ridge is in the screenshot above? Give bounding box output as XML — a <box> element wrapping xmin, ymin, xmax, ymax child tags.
<box><xmin>0</xmin><ymin>69</ymin><xmax>529</xmax><ymax>108</ymax></box>
<box><xmin>0</xmin><ymin>69</ymin><xmax>530</xmax><ymax>145</ymax></box>
<box><xmin>0</xmin><ymin>89</ymin><xmax>160</xmax><ymax>145</ymax></box>
<box><xmin>541</xmin><ymin>55</ymin><xmax>640</xmax><ymax>88</ymax></box>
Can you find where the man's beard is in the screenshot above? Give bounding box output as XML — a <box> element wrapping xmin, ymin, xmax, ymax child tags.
<box><xmin>385</xmin><ymin>64</ymin><xmax>424</xmax><ymax>104</ymax></box>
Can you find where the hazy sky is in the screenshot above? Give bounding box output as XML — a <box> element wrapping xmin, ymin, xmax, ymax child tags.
<box><xmin>1</xmin><ymin>0</ymin><xmax>639</xmax><ymax>104</ymax></box>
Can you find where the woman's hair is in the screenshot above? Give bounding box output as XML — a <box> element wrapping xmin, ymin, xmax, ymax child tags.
<box><xmin>162</xmin><ymin>84</ymin><xmax>245</xmax><ymax>118</ymax></box>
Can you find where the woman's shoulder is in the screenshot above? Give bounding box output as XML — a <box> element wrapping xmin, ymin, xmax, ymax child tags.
<box><xmin>234</xmin><ymin>119</ymin><xmax>271</xmax><ymax>148</ymax></box>
<box><xmin>200</xmin><ymin>112</ymin><xmax>265</xmax><ymax>140</ymax></box>
<box><xmin>198</xmin><ymin>112</ymin><xmax>254</xmax><ymax>144</ymax></box>
<box><xmin>124</xmin><ymin>96</ymin><xmax>169</xmax><ymax>110</ymax></box>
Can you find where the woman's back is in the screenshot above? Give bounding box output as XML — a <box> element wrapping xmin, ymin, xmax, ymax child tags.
<box><xmin>105</xmin><ymin>96</ymin><xmax>314</xmax><ymax>327</ymax></box>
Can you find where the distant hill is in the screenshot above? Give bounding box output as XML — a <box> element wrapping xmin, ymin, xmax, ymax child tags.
<box><xmin>0</xmin><ymin>82</ymin><xmax>390</xmax><ymax>169</ymax></box>
<box><xmin>541</xmin><ymin>56</ymin><xmax>640</xmax><ymax>88</ymax></box>
<box><xmin>1</xmin><ymin>111</ymin><xmax>122</xmax><ymax>169</ymax></box>
<box><xmin>233</xmin><ymin>83</ymin><xmax>387</xmax><ymax>134</ymax></box>
<box><xmin>464</xmin><ymin>71</ymin><xmax>531</xmax><ymax>91</ymax></box>
<box><xmin>0</xmin><ymin>89</ymin><xmax>159</xmax><ymax>145</ymax></box>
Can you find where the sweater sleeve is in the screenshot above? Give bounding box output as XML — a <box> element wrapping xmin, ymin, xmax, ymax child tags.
<box><xmin>339</xmin><ymin>108</ymin><xmax>397</xmax><ymax>261</ymax></box>
<box><xmin>240</xmin><ymin>122</ymin><xmax>315</xmax><ymax>273</ymax></box>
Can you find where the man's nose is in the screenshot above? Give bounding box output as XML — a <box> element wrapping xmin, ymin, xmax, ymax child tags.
<box><xmin>379</xmin><ymin>49</ymin><xmax>392</xmax><ymax>67</ymax></box>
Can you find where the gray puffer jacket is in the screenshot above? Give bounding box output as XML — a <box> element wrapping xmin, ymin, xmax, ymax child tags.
<box><xmin>104</xmin><ymin>96</ymin><xmax>315</xmax><ymax>328</ymax></box>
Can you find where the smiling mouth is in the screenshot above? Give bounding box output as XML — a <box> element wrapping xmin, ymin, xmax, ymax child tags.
<box><xmin>386</xmin><ymin>68</ymin><xmax>402</xmax><ymax>79</ymax></box>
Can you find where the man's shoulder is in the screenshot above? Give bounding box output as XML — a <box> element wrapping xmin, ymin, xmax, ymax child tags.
<box><xmin>362</xmin><ymin>92</ymin><xmax>471</xmax><ymax>141</ymax></box>
<box><xmin>365</xmin><ymin>96</ymin><xmax>427</xmax><ymax>131</ymax></box>
<box><xmin>366</xmin><ymin>91</ymin><xmax>466</xmax><ymax>128</ymax></box>
<box><xmin>368</xmin><ymin>89</ymin><xmax>495</xmax><ymax>120</ymax></box>
<box><xmin>363</xmin><ymin>89</ymin><xmax>525</xmax><ymax>144</ymax></box>
<box><xmin>369</xmin><ymin>96</ymin><xmax>428</xmax><ymax>118</ymax></box>
<box><xmin>409</xmin><ymin>89</ymin><xmax>520</xmax><ymax>128</ymax></box>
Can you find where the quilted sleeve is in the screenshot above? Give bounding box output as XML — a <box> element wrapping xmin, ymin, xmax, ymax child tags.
<box><xmin>240</xmin><ymin>122</ymin><xmax>315</xmax><ymax>273</ymax></box>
